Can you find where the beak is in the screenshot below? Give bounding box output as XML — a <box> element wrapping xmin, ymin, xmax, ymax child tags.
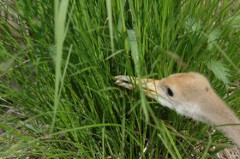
<box><xmin>114</xmin><ymin>75</ymin><xmax>161</xmax><ymax>99</ymax></box>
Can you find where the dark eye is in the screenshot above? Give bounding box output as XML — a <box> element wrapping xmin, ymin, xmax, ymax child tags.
<box><xmin>167</xmin><ymin>87</ymin><xmax>174</xmax><ymax>97</ymax></box>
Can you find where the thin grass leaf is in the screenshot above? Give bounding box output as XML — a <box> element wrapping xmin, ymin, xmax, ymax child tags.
<box><xmin>127</xmin><ymin>29</ymin><xmax>149</xmax><ymax>122</ymax></box>
<box><xmin>106</xmin><ymin>0</ymin><xmax>114</xmax><ymax>54</ymax></box>
<box><xmin>51</xmin><ymin>0</ymin><xmax>70</xmax><ymax>133</ymax></box>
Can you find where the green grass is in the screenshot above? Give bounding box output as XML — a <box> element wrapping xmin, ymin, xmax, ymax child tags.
<box><xmin>0</xmin><ymin>0</ymin><xmax>240</xmax><ymax>158</ymax></box>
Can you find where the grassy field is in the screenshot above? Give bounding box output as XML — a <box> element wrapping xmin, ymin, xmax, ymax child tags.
<box><xmin>0</xmin><ymin>0</ymin><xmax>240</xmax><ymax>158</ymax></box>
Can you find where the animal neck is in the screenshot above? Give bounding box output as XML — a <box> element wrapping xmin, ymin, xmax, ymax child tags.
<box><xmin>217</xmin><ymin>122</ymin><xmax>240</xmax><ymax>148</ymax></box>
<box><xmin>198</xmin><ymin>95</ymin><xmax>240</xmax><ymax>148</ymax></box>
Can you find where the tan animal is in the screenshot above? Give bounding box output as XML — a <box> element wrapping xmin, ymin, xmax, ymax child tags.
<box><xmin>115</xmin><ymin>72</ymin><xmax>240</xmax><ymax>148</ymax></box>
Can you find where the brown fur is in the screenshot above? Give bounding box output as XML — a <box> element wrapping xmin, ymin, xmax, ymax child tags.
<box><xmin>157</xmin><ymin>73</ymin><xmax>240</xmax><ymax>147</ymax></box>
<box><xmin>115</xmin><ymin>72</ymin><xmax>240</xmax><ymax>148</ymax></box>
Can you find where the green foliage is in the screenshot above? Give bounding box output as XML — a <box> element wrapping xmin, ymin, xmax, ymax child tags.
<box><xmin>0</xmin><ymin>0</ymin><xmax>240</xmax><ymax>158</ymax></box>
<box><xmin>207</xmin><ymin>60</ymin><xmax>230</xmax><ymax>85</ymax></box>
